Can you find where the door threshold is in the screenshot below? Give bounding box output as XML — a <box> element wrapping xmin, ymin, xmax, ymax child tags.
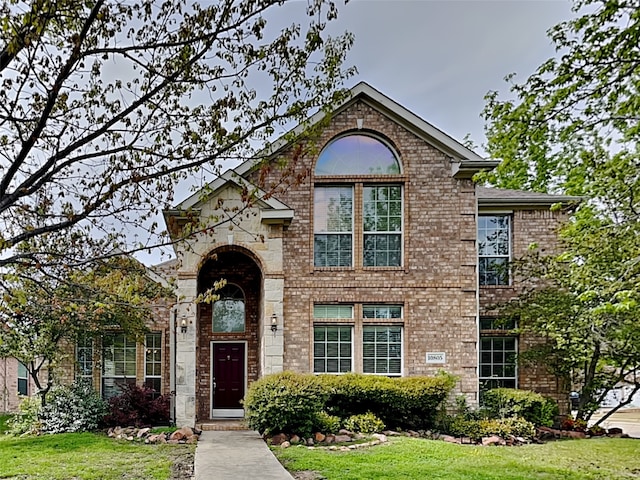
<box><xmin>211</xmin><ymin>409</ymin><xmax>244</xmax><ymax>418</ymax></box>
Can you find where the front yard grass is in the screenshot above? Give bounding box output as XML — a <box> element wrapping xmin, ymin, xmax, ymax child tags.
<box><xmin>0</xmin><ymin>431</ymin><xmax>194</xmax><ymax>479</ymax></box>
<box><xmin>273</xmin><ymin>436</ymin><xmax>640</xmax><ymax>479</ymax></box>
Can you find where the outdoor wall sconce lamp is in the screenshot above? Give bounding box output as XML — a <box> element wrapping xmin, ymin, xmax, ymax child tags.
<box><xmin>180</xmin><ymin>318</ymin><xmax>188</xmax><ymax>334</ymax></box>
<box><xmin>271</xmin><ymin>313</ymin><xmax>278</xmax><ymax>333</ymax></box>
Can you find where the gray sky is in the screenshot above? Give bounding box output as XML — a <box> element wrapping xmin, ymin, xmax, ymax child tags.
<box><xmin>144</xmin><ymin>0</ymin><xmax>575</xmax><ymax>263</ymax></box>
<box><xmin>325</xmin><ymin>0</ymin><xmax>573</xmax><ymax>153</ymax></box>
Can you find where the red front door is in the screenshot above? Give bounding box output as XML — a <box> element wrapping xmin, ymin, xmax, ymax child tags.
<box><xmin>212</xmin><ymin>343</ymin><xmax>245</xmax><ymax>411</ymax></box>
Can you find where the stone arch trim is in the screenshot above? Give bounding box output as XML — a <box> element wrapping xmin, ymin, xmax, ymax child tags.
<box><xmin>197</xmin><ymin>242</ymin><xmax>267</xmax><ymax>276</ymax></box>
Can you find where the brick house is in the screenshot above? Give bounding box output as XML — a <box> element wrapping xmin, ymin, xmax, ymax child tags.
<box><xmin>10</xmin><ymin>82</ymin><xmax>574</xmax><ymax>425</ymax></box>
<box><xmin>0</xmin><ymin>357</ymin><xmax>38</xmax><ymax>412</ymax></box>
<box><xmin>158</xmin><ymin>82</ymin><xmax>577</xmax><ymax>427</ymax></box>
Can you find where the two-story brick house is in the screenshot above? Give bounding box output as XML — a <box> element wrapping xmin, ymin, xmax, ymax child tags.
<box><xmin>53</xmin><ymin>82</ymin><xmax>576</xmax><ymax>427</ymax></box>
<box><xmin>153</xmin><ymin>82</ymin><xmax>576</xmax><ymax>427</ymax></box>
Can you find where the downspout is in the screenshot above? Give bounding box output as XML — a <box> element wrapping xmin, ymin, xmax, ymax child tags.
<box><xmin>170</xmin><ymin>306</ymin><xmax>177</xmax><ymax>426</ymax></box>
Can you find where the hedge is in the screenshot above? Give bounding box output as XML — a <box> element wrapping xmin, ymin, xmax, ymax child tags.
<box><xmin>482</xmin><ymin>388</ymin><xmax>558</xmax><ymax>427</ymax></box>
<box><xmin>243</xmin><ymin>371</ymin><xmax>456</xmax><ymax>435</ymax></box>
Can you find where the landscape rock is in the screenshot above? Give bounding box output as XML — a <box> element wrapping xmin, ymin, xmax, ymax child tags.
<box><xmin>441</xmin><ymin>435</ymin><xmax>460</xmax><ymax>444</ymax></box>
<box><xmin>270</xmin><ymin>433</ymin><xmax>288</xmax><ymax>446</ymax></box>
<box><xmin>280</xmin><ymin>441</ymin><xmax>291</xmax><ymax>449</ymax></box>
<box><xmin>372</xmin><ymin>433</ymin><xmax>387</xmax><ymax>443</ymax></box>
<box><xmin>482</xmin><ymin>435</ymin><xmax>504</xmax><ymax>446</ymax></box>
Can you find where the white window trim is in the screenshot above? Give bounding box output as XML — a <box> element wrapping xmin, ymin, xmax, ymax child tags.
<box><xmin>478</xmin><ymin>335</ymin><xmax>518</xmax><ymax>390</ymax></box>
<box><xmin>478</xmin><ymin>214</ymin><xmax>512</xmax><ymax>286</ymax></box>
<box><xmin>144</xmin><ymin>333</ymin><xmax>162</xmax><ymax>390</ymax></box>
<box><xmin>312</xmin><ymin>324</ymin><xmax>355</xmax><ymax>374</ymax></box>
<box><xmin>313</xmin><ymin>186</ymin><xmax>355</xmax><ymax>268</ymax></box>
<box><xmin>363</xmin><ymin>185</ymin><xmax>404</xmax><ymax>268</ymax></box>
<box><xmin>362</xmin><ymin>325</ymin><xmax>404</xmax><ymax>377</ymax></box>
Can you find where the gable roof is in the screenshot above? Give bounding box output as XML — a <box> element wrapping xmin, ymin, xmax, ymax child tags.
<box><xmin>477</xmin><ymin>186</ymin><xmax>582</xmax><ymax>207</ymax></box>
<box><xmin>164</xmin><ymin>169</ymin><xmax>294</xmax><ymax>225</ymax></box>
<box><xmin>168</xmin><ymin>82</ymin><xmax>498</xmax><ymax>214</ymax></box>
<box><xmin>233</xmin><ymin>81</ymin><xmax>498</xmax><ymax>179</ymax></box>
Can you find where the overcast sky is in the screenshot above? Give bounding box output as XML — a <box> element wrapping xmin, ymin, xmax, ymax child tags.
<box><xmin>324</xmin><ymin>0</ymin><xmax>574</xmax><ymax>153</ymax></box>
<box><xmin>145</xmin><ymin>0</ymin><xmax>576</xmax><ymax>263</ymax></box>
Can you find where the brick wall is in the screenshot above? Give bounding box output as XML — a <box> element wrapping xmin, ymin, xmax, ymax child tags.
<box><xmin>480</xmin><ymin>208</ymin><xmax>571</xmax><ymax>411</ymax></box>
<box><xmin>250</xmin><ymin>101</ymin><xmax>480</xmax><ymax>401</ymax></box>
<box><xmin>0</xmin><ymin>357</ymin><xmax>41</xmax><ymax>413</ymax></box>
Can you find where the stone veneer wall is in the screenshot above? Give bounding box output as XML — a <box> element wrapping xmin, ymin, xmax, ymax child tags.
<box><xmin>249</xmin><ymin>101</ymin><xmax>480</xmax><ymax>402</ymax></box>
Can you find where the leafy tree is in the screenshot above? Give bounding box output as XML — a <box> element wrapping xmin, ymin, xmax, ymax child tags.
<box><xmin>0</xmin><ymin>0</ymin><xmax>355</xmax><ymax>272</ymax></box>
<box><xmin>0</xmin><ymin>255</ymin><xmax>169</xmax><ymax>405</ymax></box>
<box><xmin>481</xmin><ymin>0</ymin><xmax>640</xmax><ymax>422</ymax></box>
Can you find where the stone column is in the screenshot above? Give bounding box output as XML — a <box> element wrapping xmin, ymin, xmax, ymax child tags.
<box><xmin>262</xmin><ymin>276</ymin><xmax>284</xmax><ymax>375</ymax></box>
<box><xmin>174</xmin><ymin>277</ymin><xmax>198</xmax><ymax>427</ymax></box>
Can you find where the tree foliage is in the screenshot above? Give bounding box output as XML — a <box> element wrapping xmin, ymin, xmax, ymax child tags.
<box><xmin>0</xmin><ymin>0</ymin><xmax>355</xmax><ymax>272</ymax></box>
<box><xmin>482</xmin><ymin>0</ymin><xmax>640</xmax><ymax>420</ymax></box>
<box><xmin>0</xmin><ymin>254</ymin><xmax>169</xmax><ymax>402</ymax></box>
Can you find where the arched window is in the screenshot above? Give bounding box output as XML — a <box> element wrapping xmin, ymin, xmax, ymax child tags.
<box><xmin>314</xmin><ymin>133</ymin><xmax>403</xmax><ymax>268</ymax></box>
<box><xmin>212</xmin><ymin>284</ymin><xmax>246</xmax><ymax>333</ymax></box>
<box><xmin>315</xmin><ymin>134</ymin><xmax>401</xmax><ymax>176</ymax></box>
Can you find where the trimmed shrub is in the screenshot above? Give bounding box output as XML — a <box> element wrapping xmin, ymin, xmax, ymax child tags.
<box><xmin>9</xmin><ymin>396</ymin><xmax>42</xmax><ymax>435</ymax></box>
<box><xmin>41</xmin><ymin>380</ymin><xmax>108</xmax><ymax>433</ymax></box>
<box><xmin>449</xmin><ymin>416</ymin><xmax>536</xmax><ymax>442</ymax></box>
<box><xmin>243</xmin><ymin>371</ymin><xmax>328</xmax><ymax>437</ymax></box>
<box><xmin>482</xmin><ymin>388</ymin><xmax>558</xmax><ymax>427</ymax></box>
<box><xmin>320</xmin><ymin>372</ymin><xmax>456</xmax><ymax>430</ymax></box>
<box><xmin>314</xmin><ymin>411</ymin><xmax>341</xmax><ymax>434</ymax></box>
<box><xmin>344</xmin><ymin>412</ymin><xmax>385</xmax><ymax>434</ymax></box>
<box><xmin>101</xmin><ymin>384</ymin><xmax>170</xmax><ymax>427</ymax></box>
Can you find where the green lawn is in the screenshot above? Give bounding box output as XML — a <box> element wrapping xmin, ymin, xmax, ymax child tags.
<box><xmin>273</xmin><ymin>436</ymin><xmax>640</xmax><ymax>479</ymax></box>
<box><xmin>0</xmin><ymin>431</ymin><xmax>194</xmax><ymax>480</ymax></box>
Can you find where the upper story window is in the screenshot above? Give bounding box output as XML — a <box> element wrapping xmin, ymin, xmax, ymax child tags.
<box><xmin>478</xmin><ymin>215</ymin><xmax>511</xmax><ymax>285</ymax></box>
<box><xmin>314</xmin><ymin>186</ymin><xmax>353</xmax><ymax>267</ymax></box>
<box><xmin>213</xmin><ymin>284</ymin><xmax>245</xmax><ymax>333</ymax></box>
<box><xmin>314</xmin><ymin>133</ymin><xmax>403</xmax><ymax>269</ymax></box>
<box><xmin>315</xmin><ymin>134</ymin><xmax>401</xmax><ymax>176</ymax></box>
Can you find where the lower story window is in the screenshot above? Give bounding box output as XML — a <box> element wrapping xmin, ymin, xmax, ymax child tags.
<box><xmin>144</xmin><ymin>333</ymin><xmax>162</xmax><ymax>396</ymax></box>
<box><xmin>17</xmin><ymin>361</ymin><xmax>28</xmax><ymax>396</ymax></box>
<box><xmin>77</xmin><ymin>336</ymin><xmax>93</xmax><ymax>379</ymax></box>
<box><xmin>363</xmin><ymin>325</ymin><xmax>402</xmax><ymax>376</ymax></box>
<box><xmin>102</xmin><ymin>333</ymin><xmax>137</xmax><ymax>399</ymax></box>
<box><xmin>479</xmin><ymin>336</ymin><xmax>517</xmax><ymax>392</ymax></box>
<box><xmin>313</xmin><ymin>325</ymin><xmax>353</xmax><ymax>373</ymax></box>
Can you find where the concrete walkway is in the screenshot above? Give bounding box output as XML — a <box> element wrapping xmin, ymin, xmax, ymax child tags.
<box><xmin>590</xmin><ymin>408</ymin><xmax>640</xmax><ymax>438</ymax></box>
<box><xmin>194</xmin><ymin>430</ymin><xmax>294</xmax><ymax>480</ymax></box>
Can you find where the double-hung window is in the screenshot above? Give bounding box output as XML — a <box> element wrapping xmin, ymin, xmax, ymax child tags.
<box><xmin>363</xmin><ymin>186</ymin><xmax>402</xmax><ymax>266</ymax></box>
<box><xmin>363</xmin><ymin>305</ymin><xmax>403</xmax><ymax>376</ymax></box>
<box><xmin>144</xmin><ymin>333</ymin><xmax>162</xmax><ymax>396</ymax></box>
<box><xmin>478</xmin><ymin>215</ymin><xmax>511</xmax><ymax>285</ymax></box>
<box><xmin>77</xmin><ymin>336</ymin><xmax>93</xmax><ymax>380</ymax></box>
<box><xmin>313</xmin><ymin>305</ymin><xmax>353</xmax><ymax>373</ymax></box>
<box><xmin>314</xmin><ymin>187</ymin><xmax>353</xmax><ymax>267</ymax></box>
<box><xmin>479</xmin><ymin>317</ymin><xmax>518</xmax><ymax>396</ymax></box>
<box><xmin>17</xmin><ymin>362</ymin><xmax>28</xmax><ymax>396</ymax></box>
<box><xmin>102</xmin><ymin>333</ymin><xmax>137</xmax><ymax>399</ymax></box>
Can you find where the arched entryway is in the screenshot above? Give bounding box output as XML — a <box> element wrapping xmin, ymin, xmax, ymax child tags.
<box><xmin>197</xmin><ymin>247</ymin><xmax>262</xmax><ymax>419</ymax></box>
